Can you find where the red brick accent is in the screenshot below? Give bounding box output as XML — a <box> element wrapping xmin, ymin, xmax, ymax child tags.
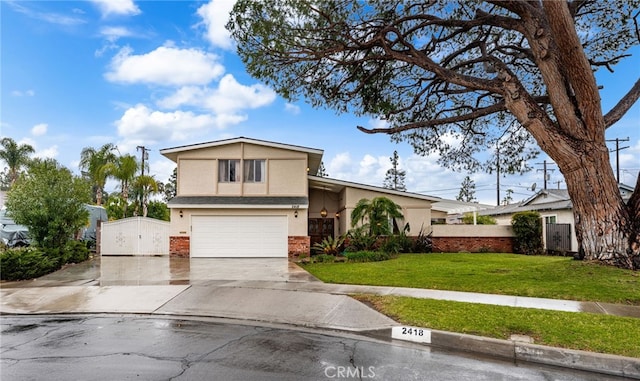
<box><xmin>288</xmin><ymin>236</ymin><xmax>310</xmax><ymax>259</ymax></box>
<box><xmin>432</xmin><ymin>237</ymin><xmax>514</xmax><ymax>253</ymax></box>
<box><xmin>170</xmin><ymin>236</ymin><xmax>190</xmax><ymax>258</ymax></box>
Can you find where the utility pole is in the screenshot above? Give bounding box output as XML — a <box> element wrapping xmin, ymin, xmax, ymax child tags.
<box><xmin>496</xmin><ymin>148</ymin><xmax>500</xmax><ymax>206</ymax></box>
<box><xmin>136</xmin><ymin>146</ymin><xmax>149</xmax><ymax>177</ymax></box>
<box><xmin>536</xmin><ymin>160</ymin><xmax>556</xmax><ymax>190</ymax></box>
<box><xmin>606</xmin><ymin>137</ymin><xmax>629</xmax><ymax>183</ymax></box>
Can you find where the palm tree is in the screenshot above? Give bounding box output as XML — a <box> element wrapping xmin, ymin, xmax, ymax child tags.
<box><xmin>79</xmin><ymin>143</ymin><xmax>117</xmax><ymax>206</ymax></box>
<box><xmin>106</xmin><ymin>154</ymin><xmax>138</xmax><ymax>218</ymax></box>
<box><xmin>0</xmin><ymin>137</ymin><xmax>35</xmax><ymax>188</ymax></box>
<box><xmin>350</xmin><ymin>196</ymin><xmax>404</xmax><ymax>237</ymax></box>
<box><xmin>132</xmin><ymin>175</ymin><xmax>159</xmax><ymax>217</ymax></box>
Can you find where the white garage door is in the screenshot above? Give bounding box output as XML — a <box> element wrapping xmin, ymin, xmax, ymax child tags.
<box><xmin>191</xmin><ymin>215</ymin><xmax>288</xmax><ymax>258</ymax></box>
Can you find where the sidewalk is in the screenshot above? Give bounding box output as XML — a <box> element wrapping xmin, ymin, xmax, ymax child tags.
<box><xmin>1</xmin><ymin>257</ymin><xmax>639</xmax><ymax>379</ymax></box>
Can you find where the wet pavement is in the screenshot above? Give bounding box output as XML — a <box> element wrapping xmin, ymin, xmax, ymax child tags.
<box><xmin>3</xmin><ymin>255</ymin><xmax>637</xmax><ymax>318</ymax></box>
<box><xmin>2</xmin><ymin>255</ymin><xmax>640</xmax><ymax>378</ymax></box>
<box><xmin>1</xmin><ymin>315</ymin><xmax>626</xmax><ymax>381</ymax></box>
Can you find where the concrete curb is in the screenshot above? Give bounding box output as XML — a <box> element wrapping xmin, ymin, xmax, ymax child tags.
<box><xmin>376</xmin><ymin>327</ymin><xmax>640</xmax><ymax>379</ymax></box>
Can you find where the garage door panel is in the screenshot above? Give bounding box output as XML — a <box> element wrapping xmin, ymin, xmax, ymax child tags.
<box><xmin>191</xmin><ymin>216</ymin><xmax>287</xmax><ymax>258</ymax></box>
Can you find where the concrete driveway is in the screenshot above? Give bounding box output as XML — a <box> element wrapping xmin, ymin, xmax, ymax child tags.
<box><xmin>0</xmin><ymin>255</ymin><xmax>318</xmax><ymax>287</ymax></box>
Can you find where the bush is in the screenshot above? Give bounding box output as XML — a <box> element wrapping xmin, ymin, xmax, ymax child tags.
<box><xmin>0</xmin><ymin>240</ymin><xmax>91</xmax><ymax>281</ymax></box>
<box><xmin>345</xmin><ymin>226</ymin><xmax>377</xmax><ymax>252</ymax></box>
<box><xmin>65</xmin><ymin>240</ymin><xmax>91</xmax><ymax>263</ymax></box>
<box><xmin>412</xmin><ymin>228</ymin><xmax>433</xmax><ymax>253</ymax></box>
<box><xmin>380</xmin><ymin>234</ymin><xmax>413</xmax><ymax>254</ymax></box>
<box><xmin>312</xmin><ymin>235</ymin><xmax>345</xmax><ymax>255</ymax></box>
<box><xmin>512</xmin><ymin>211</ymin><xmax>544</xmax><ymax>255</ymax></box>
<box><xmin>462</xmin><ymin>213</ymin><xmax>497</xmax><ymax>225</ymax></box>
<box><xmin>0</xmin><ymin>247</ymin><xmax>59</xmax><ymax>281</ymax></box>
<box><xmin>345</xmin><ymin>251</ymin><xmax>393</xmax><ymax>263</ymax></box>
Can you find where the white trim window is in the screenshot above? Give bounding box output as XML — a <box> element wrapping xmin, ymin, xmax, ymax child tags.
<box><xmin>244</xmin><ymin>159</ymin><xmax>265</xmax><ymax>182</ymax></box>
<box><xmin>219</xmin><ymin>159</ymin><xmax>240</xmax><ymax>182</ymax></box>
<box><xmin>544</xmin><ymin>215</ymin><xmax>557</xmax><ymax>224</ymax></box>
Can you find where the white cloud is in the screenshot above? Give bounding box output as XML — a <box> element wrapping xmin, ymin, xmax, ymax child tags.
<box><xmin>16</xmin><ymin>137</ymin><xmax>57</xmax><ymax>160</ymax></box>
<box><xmin>11</xmin><ymin>90</ymin><xmax>35</xmax><ymax>97</ymax></box>
<box><xmin>100</xmin><ymin>26</ymin><xmax>134</xmax><ymax>42</ymax></box>
<box><xmin>31</xmin><ymin>123</ymin><xmax>48</xmax><ymax>136</ymax></box>
<box><xmin>91</xmin><ymin>0</ymin><xmax>141</xmax><ymax>17</ymax></box>
<box><xmin>115</xmin><ymin>104</ymin><xmax>223</xmax><ymax>147</ymax></box>
<box><xmin>368</xmin><ymin>117</ymin><xmax>389</xmax><ymax>130</ymax></box>
<box><xmin>196</xmin><ymin>0</ymin><xmax>237</xmax><ymax>50</ymax></box>
<box><xmin>105</xmin><ymin>45</ymin><xmax>225</xmax><ymax>86</ymax></box>
<box><xmin>7</xmin><ymin>2</ymin><xmax>86</xmax><ymax>25</ymax></box>
<box><xmin>284</xmin><ymin>103</ymin><xmax>301</xmax><ymax>115</ymax></box>
<box><xmin>326</xmin><ymin>152</ymin><xmax>389</xmax><ymax>187</ymax></box>
<box><xmin>35</xmin><ymin>146</ymin><xmax>59</xmax><ymax>159</ymax></box>
<box><xmin>157</xmin><ymin>74</ymin><xmax>276</xmax><ymax>125</ymax></box>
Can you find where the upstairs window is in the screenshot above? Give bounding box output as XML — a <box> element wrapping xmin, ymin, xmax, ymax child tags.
<box><xmin>244</xmin><ymin>159</ymin><xmax>265</xmax><ymax>182</ymax></box>
<box><xmin>219</xmin><ymin>159</ymin><xmax>240</xmax><ymax>182</ymax></box>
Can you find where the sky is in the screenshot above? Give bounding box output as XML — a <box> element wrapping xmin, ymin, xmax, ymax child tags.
<box><xmin>1</xmin><ymin>0</ymin><xmax>639</xmax><ymax>206</ymax></box>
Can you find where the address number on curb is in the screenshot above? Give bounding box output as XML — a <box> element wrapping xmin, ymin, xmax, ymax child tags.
<box><xmin>391</xmin><ymin>326</ymin><xmax>431</xmax><ymax>344</ymax></box>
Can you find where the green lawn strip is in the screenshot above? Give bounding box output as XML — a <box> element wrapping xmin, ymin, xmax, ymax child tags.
<box><xmin>354</xmin><ymin>295</ymin><xmax>640</xmax><ymax>358</ymax></box>
<box><xmin>303</xmin><ymin>253</ymin><xmax>640</xmax><ymax>304</ymax></box>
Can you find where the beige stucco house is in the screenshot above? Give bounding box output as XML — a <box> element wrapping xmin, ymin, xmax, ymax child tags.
<box><xmin>160</xmin><ymin>137</ymin><xmax>439</xmax><ymax>258</ymax></box>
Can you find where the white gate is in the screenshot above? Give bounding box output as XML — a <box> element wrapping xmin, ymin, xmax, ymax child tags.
<box><xmin>101</xmin><ymin>217</ymin><xmax>170</xmax><ymax>256</ymax></box>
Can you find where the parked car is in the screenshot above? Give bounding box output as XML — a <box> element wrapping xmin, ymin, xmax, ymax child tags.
<box><xmin>0</xmin><ymin>209</ymin><xmax>31</xmax><ymax>248</ymax></box>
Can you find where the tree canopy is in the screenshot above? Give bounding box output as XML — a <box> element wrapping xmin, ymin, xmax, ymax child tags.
<box><xmin>351</xmin><ymin>196</ymin><xmax>404</xmax><ymax>236</ymax></box>
<box><xmin>383</xmin><ymin>150</ymin><xmax>407</xmax><ymax>191</ymax></box>
<box><xmin>5</xmin><ymin>159</ymin><xmax>91</xmax><ymax>249</ymax></box>
<box><xmin>0</xmin><ymin>137</ymin><xmax>35</xmax><ymax>189</ymax></box>
<box><xmin>229</xmin><ymin>0</ymin><xmax>640</xmax><ymax>268</ymax></box>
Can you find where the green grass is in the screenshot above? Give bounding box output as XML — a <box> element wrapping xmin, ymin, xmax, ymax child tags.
<box><xmin>303</xmin><ymin>253</ymin><xmax>640</xmax><ymax>304</ymax></box>
<box><xmin>354</xmin><ymin>295</ymin><xmax>640</xmax><ymax>358</ymax></box>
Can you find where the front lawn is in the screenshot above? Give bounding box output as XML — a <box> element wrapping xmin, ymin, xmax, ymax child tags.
<box><xmin>354</xmin><ymin>295</ymin><xmax>640</xmax><ymax>358</ymax></box>
<box><xmin>303</xmin><ymin>253</ymin><xmax>640</xmax><ymax>304</ymax></box>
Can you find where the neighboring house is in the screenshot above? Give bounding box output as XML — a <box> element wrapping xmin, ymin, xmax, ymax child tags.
<box><xmin>430</xmin><ymin>199</ymin><xmax>495</xmax><ymax>224</ymax></box>
<box><xmin>479</xmin><ymin>185</ymin><xmax>635</xmax><ymax>253</ymax></box>
<box><xmin>160</xmin><ymin>137</ymin><xmax>440</xmax><ymax>258</ymax></box>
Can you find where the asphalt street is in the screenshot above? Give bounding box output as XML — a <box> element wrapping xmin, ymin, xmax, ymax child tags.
<box><xmin>0</xmin><ymin>315</ymin><xmax>627</xmax><ymax>381</ymax></box>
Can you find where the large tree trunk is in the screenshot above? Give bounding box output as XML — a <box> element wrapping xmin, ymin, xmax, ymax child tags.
<box><xmin>557</xmin><ymin>145</ymin><xmax>639</xmax><ymax>269</ymax></box>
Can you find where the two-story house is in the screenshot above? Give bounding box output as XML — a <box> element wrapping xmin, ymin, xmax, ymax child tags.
<box><xmin>160</xmin><ymin>137</ymin><xmax>439</xmax><ymax>258</ymax></box>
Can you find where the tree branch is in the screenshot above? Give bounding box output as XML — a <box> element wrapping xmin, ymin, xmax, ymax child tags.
<box><xmin>604</xmin><ymin>78</ymin><xmax>640</xmax><ymax>128</ymax></box>
<box><xmin>357</xmin><ymin>101</ymin><xmax>507</xmax><ymax>134</ymax></box>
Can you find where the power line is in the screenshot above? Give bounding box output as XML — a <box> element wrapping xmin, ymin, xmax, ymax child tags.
<box><xmin>606</xmin><ymin>137</ymin><xmax>630</xmax><ymax>183</ymax></box>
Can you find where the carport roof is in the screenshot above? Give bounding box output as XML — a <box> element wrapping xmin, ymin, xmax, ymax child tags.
<box><xmin>168</xmin><ymin>196</ymin><xmax>309</xmax><ymax>209</ymax></box>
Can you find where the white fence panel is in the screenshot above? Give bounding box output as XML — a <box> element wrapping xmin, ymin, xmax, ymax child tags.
<box><xmin>101</xmin><ymin>217</ymin><xmax>170</xmax><ymax>256</ymax></box>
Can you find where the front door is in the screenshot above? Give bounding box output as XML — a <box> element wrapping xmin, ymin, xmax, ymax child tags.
<box><xmin>308</xmin><ymin>218</ymin><xmax>334</xmax><ymax>246</ymax></box>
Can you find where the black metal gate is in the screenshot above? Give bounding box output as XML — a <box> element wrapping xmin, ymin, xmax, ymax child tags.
<box><xmin>546</xmin><ymin>223</ymin><xmax>572</xmax><ymax>252</ymax></box>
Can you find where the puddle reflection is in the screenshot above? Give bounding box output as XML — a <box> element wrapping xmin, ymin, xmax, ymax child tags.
<box><xmin>99</xmin><ymin>256</ymin><xmax>290</xmax><ymax>286</ymax></box>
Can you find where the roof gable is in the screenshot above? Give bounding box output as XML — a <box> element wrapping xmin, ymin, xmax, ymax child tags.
<box><xmin>160</xmin><ymin>137</ymin><xmax>324</xmax><ymax>174</ymax></box>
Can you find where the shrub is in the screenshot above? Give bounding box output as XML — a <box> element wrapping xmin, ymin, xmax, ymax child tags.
<box><xmin>345</xmin><ymin>251</ymin><xmax>393</xmax><ymax>263</ymax></box>
<box><xmin>462</xmin><ymin>213</ymin><xmax>497</xmax><ymax>225</ymax></box>
<box><xmin>345</xmin><ymin>226</ymin><xmax>377</xmax><ymax>252</ymax></box>
<box><xmin>411</xmin><ymin>228</ymin><xmax>433</xmax><ymax>253</ymax></box>
<box><xmin>512</xmin><ymin>211</ymin><xmax>544</xmax><ymax>255</ymax></box>
<box><xmin>0</xmin><ymin>247</ymin><xmax>59</xmax><ymax>281</ymax></box>
<box><xmin>380</xmin><ymin>234</ymin><xmax>413</xmax><ymax>254</ymax></box>
<box><xmin>65</xmin><ymin>240</ymin><xmax>90</xmax><ymax>263</ymax></box>
<box><xmin>312</xmin><ymin>235</ymin><xmax>345</xmax><ymax>255</ymax></box>
<box><xmin>0</xmin><ymin>240</ymin><xmax>91</xmax><ymax>281</ymax></box>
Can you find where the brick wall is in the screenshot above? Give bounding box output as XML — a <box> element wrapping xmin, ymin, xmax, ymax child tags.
<box><xmin>288</xmin><ymin>236</ymin><xmax>310</xmax><ymax>259</ymax></box>
<box><xmin>170</xmin><ymin>236</ymin><xmax>190</xmax><ymax>258</ymax></box>
<box><xmin>432</xmin><ymin>236</ymin><xmax>514</xmax><ymax>253</ymax></box>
